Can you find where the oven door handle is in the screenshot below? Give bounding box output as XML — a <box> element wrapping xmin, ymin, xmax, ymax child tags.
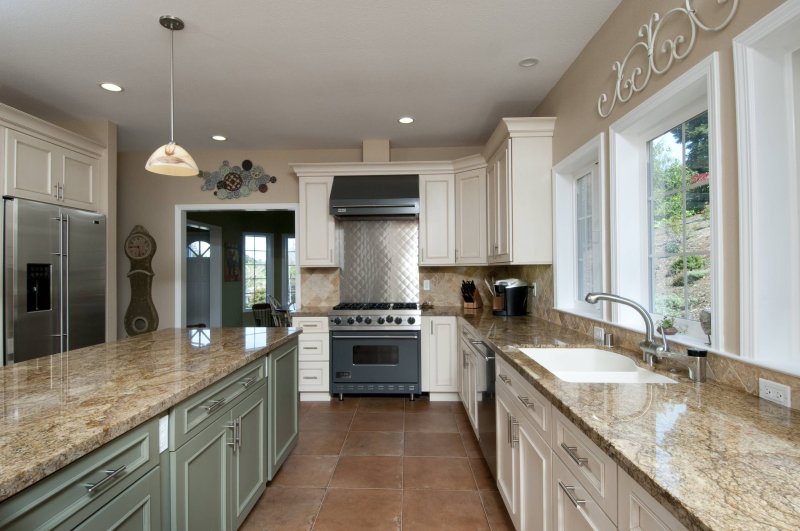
<box><xmin>332</xmin><ymin>334</ymin><xmax>420</xmax><ymax>340</ymax></box>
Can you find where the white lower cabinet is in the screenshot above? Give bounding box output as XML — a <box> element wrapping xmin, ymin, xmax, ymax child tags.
<box><xmin>292</xmin><ymin>316</ymin><xmax>330</xmax><ymax>395</ymax></box>
<box><xmin>618</xmin><ymin>469</ymin><xmax>687</xmax><ymax>531</ymax></box>
<box><xmin>421</xmin><ymin>316</ymin><xmax>458</xmax><ymax>394</ymax></box>
<box><xmin>553</xmin><ymin>455</ymin><xmax>615</xmax><ymax>531</ymax></box>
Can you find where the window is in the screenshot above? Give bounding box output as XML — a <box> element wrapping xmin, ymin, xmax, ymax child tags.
<box><xmin>647</xmin><ymin>111</ymin><xmax>710</xmax><ymax>337</ymax></box>
<box><xmin>186</xmin><ymin>240</ymin><xmax>210</xmax><ymax>258</ymax></box>
<box><xmin>553</xmin><ymin>134</ymin><xmax>605</xmax><ymax>317</ymax></box>
<box><xmin>734</xmin><ymin>0</ymin><xmax>800</xmax><ymax>373</ymax></box>
<box><xmin>610</xmin><ymin>53</ymin><xmax>722</xmax><ymax>348</ymax></box>
<box><xmin>243</xmin><ymin>234</ymin><xmax>274</xmax><ymax>310</ymax></box>
<box><xmin>283</xmin><ymin>236</ymin><xmax>297</xmax><ymax>309</ymax></box>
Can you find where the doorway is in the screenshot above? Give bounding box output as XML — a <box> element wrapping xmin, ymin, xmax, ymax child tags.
<box><xmin>174</xmin><ymin>204</ymin><xmax>298</xmax><ymax>328</ymax></box>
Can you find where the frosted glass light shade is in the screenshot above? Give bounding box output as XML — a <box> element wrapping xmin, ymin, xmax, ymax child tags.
<box><xmin>145</xmin><ymin>142</ymin><xmax>199</xmax><ymax>176</ymax></box>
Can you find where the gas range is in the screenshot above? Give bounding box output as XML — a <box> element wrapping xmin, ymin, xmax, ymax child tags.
<box><xmin>329</xmin><ymin>302</ymin><xmax>421</xmax><ymax>330</ymax></box>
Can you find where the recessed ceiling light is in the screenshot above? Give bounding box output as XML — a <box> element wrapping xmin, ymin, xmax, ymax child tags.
<box><xmin>518</xmin><ymin>57</ymin><xmax>540</xmax><ymax>68</ymax></box>
<box><xmin>99</xmin><ymin>82</ymin><xmax>124</xmax><ymax>92</ymax></box>
<box><xmin>398</xmin><ymin>116</ymin><xmax>414</xmax><ymax>124</ymax></box>
<box><xmin>211</xmin><ymin>135</ymin><xmax>227</xmax><ymax>142</ymax></box>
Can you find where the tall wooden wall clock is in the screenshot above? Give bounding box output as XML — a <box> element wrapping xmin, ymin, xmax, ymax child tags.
<box><xmin>124</xmin><ymin>225</ymin><xmax>159</xmax><ymax>336</ymax></box>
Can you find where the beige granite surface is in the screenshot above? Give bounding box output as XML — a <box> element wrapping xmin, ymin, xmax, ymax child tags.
<box><xmin>457</xmin><ymin>310</ymin><xmax>800</xmax><ymax>530</ymax></box>
<box><xmin>0</xmin><ymin>327</ymin><xmax>300</xmax><ymax>503</ymax></box>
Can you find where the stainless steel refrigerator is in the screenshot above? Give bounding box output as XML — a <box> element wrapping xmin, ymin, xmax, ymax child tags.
<box><xmin>3</xmin><ymin>197</ymin><xmax>106</xmax><ymax>364</ymax></box>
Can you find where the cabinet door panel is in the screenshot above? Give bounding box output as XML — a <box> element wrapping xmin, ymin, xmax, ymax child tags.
<box><xmin>496</xmin><ymin>388</ymin><xmax>518</xmax><ymax>525</ymax></box>
<box><xmin>618</xmin><ymin>469</ymin><xmax>687</xmax><ymax>531</ymax></box>
<box><xmin>72</xmin><ymin>466</ymin><xmax>161</xmax><ymax>531</ymax></box>
<box><xmin>171</xmin><ymin>419</ymin><xmax>231</xmax><ymax>531</ymax></box>
<box><xmin>552</xmin><ymin>455</ymin><xmax>615</xmax><ymax>531</ymax></box>
<box><xmin>455</xmin><ymin>168</ymin><xmax>487</xmax><ymax>264</ymax></box>
<box><xmin>518</xmin><ymin>418</ymin><xmax>551</xmax><ymax>531</ymax></box>
<box><xmin>231</xmin><ymin>387</ymin><xmax>267</xmax><ymax>529</ymax></box>
<box><xmin>494</xmin><ymin>141</ymin><xmax>512</xmax><ymax>262</ymax></box>
<box><xmin>419</xmin><ymin>173</ymin><xmax>455</xmax><ymax>265</ymax></box>
<box><xmin>269</xmin><ymin>343</ymin><xmax>299</xmax><ymax>479</ymax></box>
<box><xmin>5</xmin><ymin>129</ymin><xmax>57</xmax><ymax>200</ymax></box>
<box><xmin>298</xmin><ymin>177</ymin><xmax>336</xmax><ymax>266</ymax></box>
<box><xmin>429</xmin><ymin>317</ymin><xmax>458</xmax><ymax>392</ymax></box>
<box><xmin>61</xmin><ymin>149</ymin><xmax>98</xmax><ymax>209</ymax></box>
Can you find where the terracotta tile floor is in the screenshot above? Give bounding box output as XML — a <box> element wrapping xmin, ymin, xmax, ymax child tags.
<box><xmin>241</xmin><ymin>396</ymin><xmax>514</xmax><ymax>531</ymax></box>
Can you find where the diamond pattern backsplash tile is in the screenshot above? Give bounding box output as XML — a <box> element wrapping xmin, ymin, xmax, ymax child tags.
<box><xmin>339</xmin><ymin>220</ymin><xmax>420</xmax><ymax>302</ymax></box>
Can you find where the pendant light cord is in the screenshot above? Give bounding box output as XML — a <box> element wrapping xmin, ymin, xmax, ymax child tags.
<box><xmin>169</xmin><ymin>26</ymin><xmax>175</xmax><ymax>143</ymax></box>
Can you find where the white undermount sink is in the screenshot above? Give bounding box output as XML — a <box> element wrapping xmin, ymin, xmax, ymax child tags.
<box><xmin>518</xmin><ymin>348</ymin><xmax>676</xmax><ymax>384</ymax></box>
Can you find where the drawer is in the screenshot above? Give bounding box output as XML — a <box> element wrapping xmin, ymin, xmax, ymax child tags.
<box><xmin>553</xmin><ymin>453</ymin><xmax>616</xmax><ymax>531</ymax></box>
<box><xmin>496</xmin><ymin>357</ymin><xmax>550</xmax><ymax>441</ymax></box>
<box><xmin>0</xmin><ymin>417</ymin><xmax>159</xmax><ymax>531</ymax></box>
<box><xmin>618</xmin><ymin>468</ymin><xmax>688</xmax><ymax>531</ymax></box>
<box><xmin>170</xmin><ymin>359</ymin><xmax>265</xmax><ymax>449</ymax></box>
<box><xmin>292</xmin><ymin>316</ymin><xmax>329</xmax><ymax>333</ymax></box>
<box><xmin>298</xmin><ymin>333</ymin><xmax>330</xmax><ymax>361</ymax></box>
<box><xmin>299</xmin><ymin>361</ymin><xmax>330</xmax><ymax>392</ymax></box>
<box><xmin>552</xmin><ymin>407</ymin><xmax>617</xmax><ymax>523</ymax></box>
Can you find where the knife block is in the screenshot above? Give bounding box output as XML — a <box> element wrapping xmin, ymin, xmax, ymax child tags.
<box><xmin>463</xmin><ymin>290</ymin><xmax>483</xmax><ymax>310</ymax></box>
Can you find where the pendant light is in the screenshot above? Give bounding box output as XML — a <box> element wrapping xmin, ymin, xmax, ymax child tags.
<box><xmin>145</xmin><ymin>15</ymin><xmax>199</xmax><ymax>177</ymax></box>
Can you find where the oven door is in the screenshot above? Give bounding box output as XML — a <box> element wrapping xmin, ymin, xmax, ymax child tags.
<box><xmin>330</xmin><ymin>330</ymin><xmax>420</xmax><ymax>384</ymax></box>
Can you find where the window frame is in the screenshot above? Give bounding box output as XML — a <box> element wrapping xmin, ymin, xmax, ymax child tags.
<box><xmin>609</xmin><ymin>53</ymin><xmax>724</xmax><ymax>349</ymax></box>
<box><xmin>282</xmin><ymin>234</ymin><xmax>297</xmax><ymax>309</ymax></box>
<box><xmin>552</xmin><ymin>133</ymin><xmax>607</xmax><ymax>318</ymax></box>
<box><xmin>242</xmin><ymin>232</ymin><xmax>274</xmax><ymax>311</ymax></box>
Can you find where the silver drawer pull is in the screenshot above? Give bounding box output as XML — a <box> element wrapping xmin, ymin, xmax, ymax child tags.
<box><xmin>558</xmin><ymin>481</ymin><xmax>587</xmax><ymax>508</ymax></box>
<box><xmin>203</xmin><ymin>398</ymin><xmax>226</xmax><ymax>414</ymax></box>
<box><xmin>561</xmin><ymin>442</ymin><xmax>589</xmax><ymax>467</ymax></box>
<box><xmin>511</xmin><ymin>417</ymin><xmax>519</xmax><ymax>448</ymax></box>
<box><xmin>85</xmin><ymin>465</ymin><xmax>127</xmax><ymax>494</ymax></box>
<box><xmin>302</xmin><ymin>376</ymin><xmax>317</xmax><ymax>380</ymax></box>
<box><xmin>302</xmin><ymin>346</ymin><xmax>318</xmax><ymax>350</ymax></box>
<box><xmin>517</xmin><ymin>394</ymin><xmax>535</xmax><ymax>410</ymax></box>
<box><xmin>498</xmin><ymin>374</ymin><xmax>511</xmax><ymax>385</ymax></box>
<box><xmin>240</xmin><ymin>377</ymin><xmax>257</xmax><ymax>388</ymax></box>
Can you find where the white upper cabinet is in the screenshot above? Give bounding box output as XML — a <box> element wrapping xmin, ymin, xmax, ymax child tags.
<box><xmin>298</xmin><ymin>176</ymin><xmax>337</xmax><ymax>267</ymax></box>
<box><xmin>483</xmin><ymin>117</ymin><xmax>555</xmax><ymax>264</ymax></box>
<box><xmin>4</xmin><ymin>128</ymin><xmax>99</xmax><ymax>211</ymax></box>
<box><xmin>454</xmin><ymin>156</ymin><xmax>487</xmax><ymax>265</ymax></box>
<box><xmin>419</xmin><ymin>173</ymin><xmax>455</xmax><ymax>265</ymax></box>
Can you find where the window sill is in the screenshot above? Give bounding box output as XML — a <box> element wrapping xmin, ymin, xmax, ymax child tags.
<box><xmin>553</xmin><ymin>306</ymin><xmax>604</xmax><ymax>323</ymax></box>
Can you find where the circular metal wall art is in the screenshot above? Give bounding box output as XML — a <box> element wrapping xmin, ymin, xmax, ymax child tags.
<box><xmin>200</xmin><ymin>159</ymin><xmax>278</xmax><ymax>199</ymax></box>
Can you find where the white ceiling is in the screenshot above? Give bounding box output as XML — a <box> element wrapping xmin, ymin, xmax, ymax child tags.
<box><xmin>0</xmin><ymin>1</ymin><xmax>620</xmax><ymax>152</ymax></box>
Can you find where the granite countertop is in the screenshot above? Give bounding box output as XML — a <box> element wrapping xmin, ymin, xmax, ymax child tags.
<box><xmin>0</xmin><ymin>327</ymin><xmax>300</xmax><ymax>503</ymax></box>
<box><xmin>458</xmin><ymin>310</ymin><xmax>800</xmax><ymax>530</ymax></box>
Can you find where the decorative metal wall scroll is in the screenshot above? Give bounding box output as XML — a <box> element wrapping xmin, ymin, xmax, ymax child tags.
<box><xmin>597</xmin><ymin>0</ymin><xmax>738</xmax><ymax>118</ymax></box>
<box><xmin>200</xmin><ymin>159</ymin><xmax>277</xmax><ymax>199</ymax></box>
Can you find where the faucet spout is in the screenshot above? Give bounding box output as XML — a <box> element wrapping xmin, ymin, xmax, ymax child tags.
<box><xmin>584</xmin><ymin>292</ymin><xmax>668</xmax><ymax>363</ymax></box>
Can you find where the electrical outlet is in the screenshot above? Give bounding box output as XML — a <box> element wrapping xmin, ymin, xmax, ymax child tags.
<box><xmin>759</xmin><ymin>378</ymin><xmax>791</xmax><ymax>407</ymax></box>
<box><xmin>593</xmin><ymin>326</ymin><xmax>605</xmax><ymax>342</ymax></box>
<box><xmin>531</xmin><ymin>282</ymin><xmax>538</xmax><ymax>297</ymax></box>
<box><xmin>423</xmin><ymin>279</ymin><xmax>431</xmax><ymax>291</ymax></box>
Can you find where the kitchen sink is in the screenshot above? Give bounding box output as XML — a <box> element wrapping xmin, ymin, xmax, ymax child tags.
<box><xmin>518</xmin><ymin>347</ymin><xmax>676</xmax><ymax>384</ymax></box>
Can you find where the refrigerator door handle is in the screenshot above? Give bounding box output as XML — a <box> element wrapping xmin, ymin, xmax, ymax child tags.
<box><xmin>58</xmin><ymin>212</ymin><xmax>64</xmax><ymax>354</ymax></box>
<box><xmin>64</xmin><ymin>214</ymin><xmax>69</xmax><ymax>352</ymax></box>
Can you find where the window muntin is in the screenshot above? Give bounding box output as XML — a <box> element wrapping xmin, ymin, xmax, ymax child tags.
<box><xmin>647</xmin><ymin>111</ymin><xmax>710</xmax><ymax>334</ymax></box>
<box><xmin>243</xmin><ymin>234</ymin><xmax>274</xmax><ymax>309</ymax></box>
<box><xmin>575</xmin><ymin>169</ymin><xmax>601</xmax><ymax>302</ymax></box>
<box><xmin>285</xmin><ymin>236</ymin><xmax>297</xmax><ymax>309</ymax></box>
<box><xmin>187</xmin><ymin>240</ymin><xmax>210</xmax><ymax>258</ymax></box>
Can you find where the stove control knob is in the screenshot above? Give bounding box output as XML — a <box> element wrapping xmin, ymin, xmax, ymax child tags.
<box><xmin>386</xmin><ymin>315</ymin><xmax>393</xmax><ymax>323</ymax></box>
<box><xmin>377</xmin><ymin>317</ymin><xmax>385</xmax><ymax>324</ymax></box>
<box><xmin>394</xmin><ymin>317</ymin><xmax>403</xmax><ymax>324</ymax></box>
<box><xmin>347</xmin><ymin>317</ymin><xmax>355</xmax><ymax>325</ymax></box>
<box><xmin>333</xmin><ymin>317</ymin><xmax>342</xmax><ymax>325</ymax></box>
<box><xmin>356</xmin><ymin>315</ymin><xmax>363</xmax><ymax>323</ymax></box>
<box><xmin>364</xmin><ymin>316</ymin><xmax>372</xmax><ymax>324</ymax></box>
<box><xmin>407</xmin><ymin>317</ymin><xmax>416</xmax><ymax>325</ymax></box>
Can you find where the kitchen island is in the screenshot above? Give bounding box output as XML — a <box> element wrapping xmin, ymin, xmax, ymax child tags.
<box><xmin>0</xmin><ymin>326</ymin><xmax>300</xmax><ymax>527</ymax></box>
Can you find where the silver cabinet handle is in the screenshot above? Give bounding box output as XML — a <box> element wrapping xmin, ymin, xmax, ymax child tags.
<box><xmin>498</xmin><ymin>374</ymin><xmax>511</xmax><ymax>385</ymax></box>
<box><xmin>236</xmin><ymin>417</ymin><xmax>241</xmax><ymax>450</ymax></box>
<box><xmin>517</xmin><ymin>394</ymin><xmax>535</xmax><ymax>410</ymax></box>
<box><xmin>302</xmin><ymin>376</ymin><xmax>317</xmax><ymax>380</ymax></box>
<box><xmin>511</xmin><ymin>417</ymin><xmax>519</xmax><ymax>448</ymax></box>
<box><xmin>85</xmin><ymin>465</ymin><xmax>126</xmax><ymax>494</ymax></box>
<box><xmin>558</xmin><ymin>481</ymin><xmax>587</xmax><ymax>509</ymax></box>
<box><xmin>560</xmin><ymin>442</ymin><xmax>588</xmax><ymax>467</ymax></box>
<box><xmin>225</xmin><ymin>421</ymin><xmax>237</xmax><ymax>452</ymax></box>
<box><xmin>240</xmin><ymin>377</ymin><xmax>257</xmax><ymax>389</ymax></box>
<box><xmin>203</xmin><ymin>398</ymin><xmax>226</xmax><ymax>414</ymax></box>
<box><xmin>507</xmin><ymin>413</ymin><xmax>512</xmax><ymax>445</ymax></box>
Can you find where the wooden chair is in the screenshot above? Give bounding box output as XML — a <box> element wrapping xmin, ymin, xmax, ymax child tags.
<box><xmin>251</xmin><ymin>303</ymin><xmax>271</xmax><ymax>327</ymax></box>
<box><xmin>266</xmin><ymin>294</ymin><xmax>289</xmax><ymax>327</ymax></box>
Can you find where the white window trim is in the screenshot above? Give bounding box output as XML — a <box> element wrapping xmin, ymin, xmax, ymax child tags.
<box><xmin>282</xmin><ymin>234</ymin><xmax>297</xmax><ymax>309</ymax></box>
<box><xmin>609</xmin><ymin>52</ymin><xmax>724</xmax><ymax>348</ymax></box>
<box><xmin>734</xmin><ymin>0</ymin><xmax>800</xmax><ymax>374</ymax></box>
<box><xmin>242</xmin><ymin>232</ymin><xmax>275</xmax><ymax>311</ymax></box>
<box><xmin>552</xmin><ymin>133</ymin><xmax>607</xmax><ymax>319</ymax></box>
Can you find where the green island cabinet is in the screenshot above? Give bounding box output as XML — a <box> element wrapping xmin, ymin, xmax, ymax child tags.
<box><xmin>0</xmin><ymin>338</ymin><xmax>299</xmax><ymax>531</ymax></box>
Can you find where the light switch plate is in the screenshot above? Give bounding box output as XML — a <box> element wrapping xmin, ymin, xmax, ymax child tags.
<box><xmin>423</xmin><ymin>279</ymin><xmax>431</xmax><ymax>291</ymax></box>
<box><xmin>759</xmin><ymin>378</ymin><xmax>791</xmax><ymax>407</ymax></box>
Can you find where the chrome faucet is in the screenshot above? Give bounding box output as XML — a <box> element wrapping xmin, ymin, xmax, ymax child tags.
<box><xmin>584</xmin><ymin>292</ymin><xmax>668</xmax><ymax>365</ymax></box>
<box><xmin>584</xmin><ymin>292</ymin><xmax>706</xmax><ymax>382</ymax></box>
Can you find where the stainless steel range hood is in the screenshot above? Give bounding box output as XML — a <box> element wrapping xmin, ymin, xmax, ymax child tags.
<box><xmin>329</xmin><ymin>175</ymin><xmax>419</xmax><ymax>218</ymax></box>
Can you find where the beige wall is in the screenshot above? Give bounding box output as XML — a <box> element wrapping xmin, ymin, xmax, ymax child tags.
<box><xmin>117</xmin><ymin>146</ymin><xmax>479</xmax><ymax>336</ymax></box>
<box><xmin>532</xmin><ymin>0</ymin><xmax>786</xmax><ymax>356</ymax></box>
